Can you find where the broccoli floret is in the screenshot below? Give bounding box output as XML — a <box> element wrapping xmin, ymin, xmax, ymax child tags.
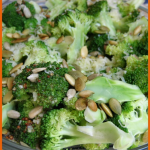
<box><xmin>2</xmin><ymin>60</ymin><xmax>13</xmax><ymax>77</ymax></box>
<box><xmin>2</xmin><ymin>1</ymin><xmax>36</xmax><ymax>31</ymax></box>
<box><xmin>41</xmin><ymin>108</ymin><xmax>134</xmax><ymax>150</ymax></box>
<box><xmin>54</xmin><ymin>9</ymin><xmax>92</xmax><ymax>64</ymax></box>
<box><xmin>21</xmin><ymin>40</ymin><xmax>62</xmax><ymax>66</ymax></box>
<box><xmin>82</xmin><ymin>143</ymin><xmax>109</xmax><ymax>150</ymax></box>
<box><xmin>87</xmin><ymin>1</ymin><xmax>116</xmax><ymax>37</ymax></box>
<box><xmin>110</xmin><ymin>98</ymin><xmax>148</xmax><ymax>137</ymax></box>
<box><xmin>45</xmin><ymin>0</ymin><xmax>87</xmax><ymax>21</ymax></box>
<box><xmin>117</xmin><ymin>0</ymin><xmax>144</xmax><ymax>17</ymax></box>
<box><xmin>64</xmin><ymin>96</ymin><xmax>78</xmax><ymax>109</ymax></box>
<box><xmin>2</xmin><ymin>27</ymin><xmax>16</xmax><ymax>44</ymax></box>
<box><xmin>113</xmin><ymin>10</ymin><xmax>140</xmax><ymax>33</ymax></box>
<box><xmin>24</xmin><ymin>18</ymin><xmax>38</xmax><ymax>33</ymax></box>
<box><xmin>84</xmin><ymin>77</ymin><xmax>145</xmax><ymax>104</ymax></box>
<box><xmin>87</xmin><ymin>34</ymin><xmax>108</xmax><ymax>54</ymax></box>
<box><xmin>124</xmin><ymin>55</ymin><xmax>148</xmax><ymax>94</ymax></box>
<box><xmin>13</xmin><ymin>62</ymin><xmax>69</xmax><ymax>108</ymax></box>
<box><xmin>40</xmin><ymin>18</ymin><xmax>51</xmax><ymax>34</ymax></box>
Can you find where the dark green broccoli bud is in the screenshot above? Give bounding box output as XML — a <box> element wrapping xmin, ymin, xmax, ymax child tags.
<box><xmin>87</xmin><ymin>34</ymin><xmax>108</xmax><ymax>55</ymax></box>
<box><xmin>13</xmin><ymin>62</ymin><xmax>69</xmax><ymax>108</ymax></box>
<box><xmin>82</xmin><ymin>143</ymin><xmax>110</xmax><ymax>150</ymax></box>
<box><xmin>107</xmin><ymin>114</ymin><xmax>128</xmax><ymax>133</ymax></box>
<box><xmin>124</xmin><ymin>55</ymin><xmax>148</xmax><ymax>94</ymax></box>
<box><xmin>2</xmin><ymin>1</ymin><xmax>36</xmax><ymax>31</ymax></box>
<box><xmin>87</xmin><ymin>1</ymin><xmax>116</xmax><ymax>37</ymax></box>
<box><xmin>2</xmin><ymin>60</ymin><xmax>13</xmax><ymax>77</ymax></box>
<box><xmin>40</xmin><ymin>18</ymin><xmax>51</xmax><ymax>34</ymax></box>
<box><xmin>24</xmin><ymin>18</ymin><xmax>38</xmax><ymax>33</ymax></box>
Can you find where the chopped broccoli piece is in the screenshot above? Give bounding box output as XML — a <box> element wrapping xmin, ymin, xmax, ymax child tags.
<box><xmin>41</xmin><ymin>108</ymin><xmax>134</xmax><ymax>150</ymax></box>
<box><xmin>2</xmin><ymin>1</ymin><xmax>36</xmax><ymax>31</ymax></box>
<box><xmin>64</xmin><ymin>96</ymin><xmax>78</xmax><ymax>109</ymax></box>
<box><xmin>13</xmin><ymin>62</ymin><xmax>69</xmax><ymax>108</ymax></box>
<box><xmin>53</xmin><ymin>9</ymin><xmax>92</xmax><ymax>64</ymax></box>
<box><xmin>124</xmin><ymin>55</ymin><xmax>148</xmax><ymax>94</ymax></box>
<box><xmin>82</xmin><ymin>143</ymin><xmax>109</xmax><ymax>150</ymax></box>
<box><xmin>40</xmin><ymin>18</ymin><xmax>51</xmax><ymax>34</ymax></box>
<box><xmin>117</xmin><ymin>0</ymin><xmax>144</xmax><ymax>17</ymax></box>
<box><xmin>45</xmin><ymin>0</ymin><xmax>87</xmax><ymax>21</ymax></box>
<box><xmin>87</xmin><ymin>1</ymin><xmax>116</xmax><ymax>37</ymax></box>
<box><xmin>84</xmin><ymin>77</ymin><xmax>145</xmax><ymax>104</ymax></box>
<box><xmin>87</xmin><ymin>34</ymin><xmax>108</xmax><ymax>54</ymax></box>
<box><xmin>2</xmin><ymin>60</ymin><xmax>13</xmax><ymax>77</ymax></box>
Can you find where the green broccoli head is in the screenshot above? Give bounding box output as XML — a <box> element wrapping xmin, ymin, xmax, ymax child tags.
<box><xmin>21</xmin><ymin>40</ymin><xmax>62</xmax><ymax>66</ymax></box>
<box><xmin>87</xmin><ymin>33</ymin><xmax>108</xmax><ymax>55</ymax></box>
<box><xmin>117</xmin><ymin>0</ymin><xmax>144</xmax><ymax>17</ymax></box>
<box><xmin>24</xmin><ymin>18</ymin><xmax>38</xmax><ymax>33</ymax></box>
<box><xmin>82</xmin><ymin>143</ymin><xmax>109</xmax><ymax>150</ymax></box>
<box><xmin>2</xmin><ymin>1</ymin><xmax>36</xmax><ymax>31</ymax></box>
<box><xmin>13</xmin><ymin>62</ymin><xmax>69</xmax><ymax>108</ymax></box>
<box><xmin>54</xmin><ymin>9</ymin><xmax>92</xmax><ymax>64</ymax></box>
<box><xmin>87</xmin><ymin>1</ymin><xmax>116</xmax><ymax>37</ymax></box>
<box><xmin>45</xmin><ymin>0</ymin><xmax>87</xmax><ymax>21</ymax></box>
<box><xmin>64</xmin><ymin>96</ymin><xmax>78</xmax><ymax>109</ymax></box>
<box><xmin>40</xmin><ymin>18</ymin><xmax>51</xmax><ymax>34</ymax></box>
<box><xmin>2</xmin><ymin>60</ymin><xmax>13</xmax><ymax>77</ymax></box>
<box><xmin>124</xmin><ymin>55</ymin><xmax>148</xmax><ymax>94</ymax></box>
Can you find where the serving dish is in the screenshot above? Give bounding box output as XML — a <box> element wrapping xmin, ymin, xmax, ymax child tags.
<box><xmin>2</xmin><ymin>0</ymin><xmax>148</xmax><ymax>150</ymax></box>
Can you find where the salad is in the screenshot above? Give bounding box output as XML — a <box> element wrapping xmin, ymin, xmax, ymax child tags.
<box><xmin>2</xmin><ymin>0</ymin><xmax>148</xmax><ymax>150</ymax></box>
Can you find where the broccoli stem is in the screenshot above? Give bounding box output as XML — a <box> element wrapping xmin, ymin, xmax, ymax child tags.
<box><xmin>67</xmin><ymin>23</ymin><xmax>85</xmax><ymax>64</ymax></box>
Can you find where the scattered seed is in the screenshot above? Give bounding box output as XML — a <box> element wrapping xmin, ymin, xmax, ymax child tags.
<box><xmin>64</xmin><ymin>36</ymin><xmax>74</xmax><ymax>45</ymax></box>
<box><xmin>97</xmin><ymin>55</ymin><xmax>104</xmax><ymax>58</ymax></box>
<box><xmin>6</xmin><ymin>33</ymin><xmax>13</xmax><ymax>38</ymax></box>
<box><xmin>32</xmin><ymin>68</ymin><xmax>46</xmax><ymax>74</ymax></box>
<box><xmin>75</xmin><ymin>98</ymin><xmax>87</xmax><ymax>111</ymax></box>
<box><xmin>7</xmin><ymin>77</ymin><xmax>15</xmax><ymax>90</ymax></box>
<box><xmin>2</xmin><ymin>50</ymin><xmax>13</xmax><ymax>58</ymax></box>
<box><xmin>89</xmin><ymin>51</ymin><xmax>100</xmax><ymax>57</ymax></box>
<box><xmin>72</xmin><ymin>64</ymin><xmax>81</xmax><ymax>72</ymax></box>
<box><xmin>22</xmin><ymin>29</ymin><xmax>30</xmax><ymax>36</ymax></box>
<box><xmin>7</xmin><ymin>110</ymin><xmax>20</xmax><ymax>119</ymax></box>
<box><xmin>133</xmin><ymin>25</ymin><xmax>142</xmax><ymax>36</ymax></box>
<box><xmin>67</xmin><ymin>89</ymin><xmax>76</xmax><ymax>99</ymax></box>
<box><xmin>47</xmin><ymin>21</ymin><xmax>54</xmax><ymax>27</ymax></box>
<box><xmin>56</xmin><ymin>36</ymin><xmax>64</xmax><ymax>44</ymax></box>
<box><xmin>39</xmin><ymin>33</ymin><xmax>48</xmax><ymax>38</ymax></box>
<box><xmin>9</xmin><ymin>63</ymin><xmax>23</xmax><ymax>74</ymax></box>
<box><xmin>27</xmin><ymin>74</ymin><xmax>39</xmax><ymax>82</ymax></box>
<box><xmin>2</xmin><ymin>78</ymin><xmax>8</xmax><ymax>85</ymax></box>
<box><xmin>79</xmin><ymin>90</ymin><xmax>94</xmax><ymax>98</ymax></box>
<box><xmin>101</xmin><ymin>103</ymin><xmax>113</xmax><ymax>117</ymax></box>
<box><xmin>23</xmin><ymin>6</ymin><xmax>32</xmax><ymax>18</ymax></box>
<box><xmin>142</xmin><ymin>130</ymin><xmax>148</xmax><ymax>143</ymax></box>
<box><xmin>75</xmin><ymin>77</ymin><xmax>85</xmax><ymax>92</ymax></box>
<box><xmin>87</xmin><ymin>74</ymin><xmax>102</xmax><ymax>81</ymax></box>
<box><xmin>45</xmin><ymin>14</ymin><xmax>50</xmax><ymax>18</ymax></box>
<box><xmin>104</xmin><ymin>44</ymin><xmax>107</xmax><ymax>51</ymax></box>
<box><xmin>3</xmin><ymin>91</ymin><xmax>13</xmax><ymax>104</ymax></box>
<box><xmin>80</xmin><ymin>46</ymin><xmax>88</xmax><ymax>58</ymax></box>
<box><xmin>12</xmin><ymin>33</ymin><xmax>21</xmax><ymax>39</ymax></box>
<box><xmin>80</xmin><ymin>75</ymin><xmax>87</xmax><ymax>82</ymax></box>
<box><xmin>88</xmin><ymin>100</ymin><xmax>97</xmax><ymax>112</ymax></box>
<box><xmin>11</xmin><ymin>35</ymin><xmax>31</xmax><ymax>43</ymax></box>
<box><xmin>109</xmin><ymin>40</ymin><xmax>118</xmax><ymax>45</ymax></box>
<box><xmin>3</xmin><ymin>42</ymin><xmax>10</xmax><ymax>50</ymax></box>
<box><xmin>40</xmin><ymin>36</ymin><xmax>49</xmax><ymax>40</ymax></box>
<box><xmin>62</xmin><ymin>59</ymin><xmax>68</xmax><ymax>68</ymax></box>
<box><xmin>106</xmin><ymin>67</ymin><xmax>111</xmax><ymax>73</ymax></box>
<box><xmin>109</xmin><ymin>98</ymin><xmax>122</xmax><ymax>115</ymax></box>
<box><xmin>65</xmin><ymin>74</ymin><xmax>75</xmax><ymax>86</ymax></box>
<box><xmin>68</xmin><ymin>70</ymin><xmax>84</xmax><ymax>80</ymax></box>
<box><xmin>28</xmin><ymin>106</ymin><xmax>43</xmax><ymax>119</ymax></box>
<box><xmin>17</xmin><ymin>0</ymin><xmax>22</xmax><ymax>4</ymax></box>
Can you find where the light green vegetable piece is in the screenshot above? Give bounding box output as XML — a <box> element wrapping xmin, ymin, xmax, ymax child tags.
<box><xmin>84</xmin><ymin>77</ymin><xmax>145</xmax><ymax>104</ymax></box>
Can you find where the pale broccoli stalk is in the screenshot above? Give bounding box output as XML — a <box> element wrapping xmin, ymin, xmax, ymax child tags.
<box><xmin>117</xmin><ymin>0</ymin><xmax>144</xmax><ymax>17</ymax></box>
<box><xmin>41</xmin><ymin>109</ymin><xmax>134</xmax><ymax>150</ymax></box>
<box><xmin>87</xmin><ymin>1</ymin><xmax>116</xmax><ymax>37</ymax></box>
<box><xmin>45</xmin><ymin>0</ymin><xmax>87</xmax><ymax>21</ymax></box>
<box><xmin>84</xmin><ymin>77</ymin><xmax>145</xmax><ymax>104</ymax></box>
<box><xmin>21</xmin><ymin>40</ymin><xmax>62</xmax><ymax>66</ymax></box>
<box><xmin>2</xmin><ymin>101</ymin><xmax>15</xmax><ymax>128</ymax></box>
<box><xmin>54</xmin><ymin>9</ymin><xmax>92</xmax><ymax>64</ymax></box>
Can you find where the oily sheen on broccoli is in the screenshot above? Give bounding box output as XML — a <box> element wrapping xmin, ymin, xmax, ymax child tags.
<box><xmin>2</xmin><ymin>60</ymin><xmax>13</xmax><ymax>77</ymax></box>
<box><xmin>2</xmin><ymin>1</ymin><xmax>36</xmax><ymax>31</ymax></box>
<box><xmin>12</xmin><ymin>62</ymin><xmax>69</xmax><ymax>108</ymax></box>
